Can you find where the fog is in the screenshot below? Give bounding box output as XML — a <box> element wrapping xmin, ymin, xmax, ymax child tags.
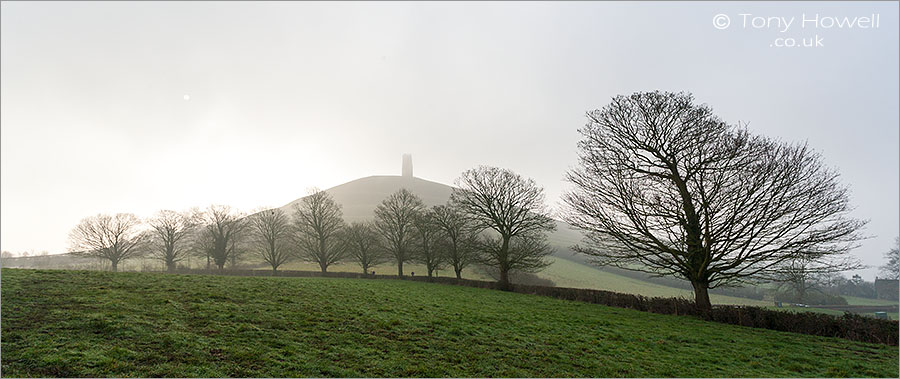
<box><xmin>1</xmin><ymin>1</ymin><xmax>897</xmax><ymax>279</ymax></box>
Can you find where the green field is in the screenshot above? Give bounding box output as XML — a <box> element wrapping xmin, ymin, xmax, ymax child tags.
<box><xmin>277</xmin><ymin>260</ymin><xmax>489</xmax><ymax>281</ymax></box>
<box><xmin>2</xmin><ymin>269</ymin><xmax>897</xmax><ymax>377</ymax></box>
<box><xmin>263</xmin><ymin>255</ymin><xmax>770</xmax><ymax>306</ymax></box>
<box><xmin>845</xmin><ymin>296</ymin><xmax>900</xmax><ymax>306</ymax></box>
<box><xmin>539</xmin><ymin>256</ymin><xmax>771</xmax><ymax>306</ymax></box>
<box><xmin>4</xmin><ymin>252</ymin><xmax>886</xmax><ymax>311</ymax></box>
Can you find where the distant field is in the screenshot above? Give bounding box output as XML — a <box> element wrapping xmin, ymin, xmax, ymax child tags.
<box><xmin>538</xmin><ymin>256</ymin><xmax>771</xmax><ymax>306</ymax></box>
<box><xmin>3</xmin><ymin>253</ymin><xmax>888</xmax><ymax>312</ymax></box>
<box><xmin>277</xmin><ymin>260</ymin><xmax>490</xmax><ymax>281</ymax></box>
<box><xmin>179</xmin><ymin>256</ymin><xmax>771</xmax><ymax>306</ymax></box>
<box><xmin>845</xmin><ymin>296</ymin><xmax>900</xmax><ymax>306</ymax></box>
<box><xmin>762</xmin><ymin>306</ymin><xmax>899</xmax><ymax>321</ymax></box>
<box><xmin>2</xmin><ymin>269</ymin><xmax>897</xmax><ymax>377</ymax></box>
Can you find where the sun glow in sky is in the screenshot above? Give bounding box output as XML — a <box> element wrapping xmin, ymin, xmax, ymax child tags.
<box><xmin>1</xmin><ymin>1</ymin><xmax>897</xmax><ymax>278</ymax></box>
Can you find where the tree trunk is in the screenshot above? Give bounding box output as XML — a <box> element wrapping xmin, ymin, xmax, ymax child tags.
<box><xmin>691</xmin><ymin>281</ymin><xmax>712</xmax><ymax>317</ymax></box>
<box><xmin>498</xmin><ymin>236</ymin><xmax>511</xmax><ymax>290</ymax></box>
<box><xmin>498</xmin><ymin>267</ymin><xmax>511</xmax><ymax>291</ymax></box>
<box><xmin>111</xmin><ymin>261</ymin><xmax>118</xmax><ymax>272</ymax></box>
<box><xmin>320</xmin><ymin>261</ymin><xmax>327</xmax><ymax>273</ymax></box>
<box><xmin>272</xmin><ymin>266</ymin><xmax>278</xmax><ymax>276</ymax></box>
<box><xmin>797</xmin><ymin>277</ymin><xmax>807</xmax><ymax>303</ymax></box>
<box><xmin>455</xmin><ymin>268</ymin><xmax>462</xmax><ymax>280</ymax></box>
<box><xmin>167</xmin><ymin>261</ymin><xmax>176</xmax><ymax>272</ymax></box>
<box><xmin>397</xmin><ymin>260</ymin><xmax>404</xmax><ymax>277</ymax></box>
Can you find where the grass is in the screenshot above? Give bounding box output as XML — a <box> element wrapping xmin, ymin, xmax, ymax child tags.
<box><xmin>2</xmin><ymin>269</ymin><xmax>898</xmax><ymax>377</ymax></box>
<box><xmin>845</xmin><ymin>296</ymin><xmax>900</xmax><ymax>306</ymax></box>
<box><xmin>279</xmin><ymin>256</ymin><xmax>768</xmax><ymax>306</ymax></box>
<box><xmin>762</xmin><ymin>296</ymin><xmax>899</xmax><ymax>319</ymax></box>
<box><xmin>277</xmin><ymin>260</ymin><xmax>489</xmax><ymax>281</ymax></box>
<box><xmin>8</xmin><ymin>252</ymin><xmax>883</xmax><ymax>310</ymax></box>
<box><xmin>127</xmin><ymin>255</ymin><xmax>772</xmax><ymax>306</ymax></box>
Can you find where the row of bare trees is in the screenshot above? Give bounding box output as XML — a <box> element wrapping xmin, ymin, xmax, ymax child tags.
<box><xmin>69</xmin><ymin>194</ymin><xmax>354</xmax><ymax>273</ymax></box>
<box><xmin>66</xmin><ymin>90</ymin><xmax>883</xmax><ymax>312</ymax></box>
<box><xmin>69</xmin><ymin>205</ymin><xmax>247</xmax><ymax>272</ymax></box>
<box><xmin>68</xmin><ymin>166</ymin><xmax>557</xmax><ymax>289</ymax></box>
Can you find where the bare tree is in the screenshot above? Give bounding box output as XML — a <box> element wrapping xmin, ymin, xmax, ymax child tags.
<box><xmin>452</xmin><ymin>166</ymin><xmax>556</xmax><ymax>290</ymax></box>
<box><xmin>773</xmin><ymin>255</ymin><xmax>862</xmax><ymax>303</ymax></box>
<box><xmin>412</xmin><ymin>209</ymin><xmax>445</xmax><ymax>278</ymax></box>
<box><xmin>69</xmin><ymin>213</ymin><xmax>146</xmax><ymax>272</ymax></box>
<box><xmin>431</xmin><ymin>204</ymin><xmax>478</xmax><ymax>279</ymax></box>
<box><xmin>248</xmin><ymin>208</ymin><xmax>294</xmax><ymax>273</ymax></box>
<box><xmin>0</xmin><ymin>251</ymin><xmax>11</xmax><ymax>267</ymax></box>
<box><xmin>343</xmin><ymin>221</ymin><xmax>388</xmax><ymax>274</ymax></box>
<box><xmin>147</xmin><ymin>209</ymin><xmax>197</xmax><ymax>272</ymax></box>
<box><xmin>197</xmin><ymin>205</ymin><xmax>247</xmax><ymax>270</ymax></box>
<box><xmin>292</xmin><ymin>189</ymin><xmax>346</xmax><ymax>272</ymax></box>
<box><xmin>374</xmin><ymin>188</ymin><xmax>425</xmax><ymax>276</ymax></box>
<box><xmin>477</xmin><ymin>264</ymin><xmax>557</xmax><ymax>287</ymax></box>
<box><xmin>478</xmin><ymin>231</ymin><xmax>553</xmax><ymax>280</ymax></box>
<box><xmin>880</xmin><ymin>237</ymin><xmax>899</xmax><ymax>280</ymax></box>
<box><xmin>563</xmin><ymin>91</ymin><xmax>866</xmax><ymax>313</ymax></box>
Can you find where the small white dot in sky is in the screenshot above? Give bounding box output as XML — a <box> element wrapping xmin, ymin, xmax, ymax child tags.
<box><xmin>183</xmin><ymin>94</ymin><xmax>190</xmax><ymax>101</ymax></box>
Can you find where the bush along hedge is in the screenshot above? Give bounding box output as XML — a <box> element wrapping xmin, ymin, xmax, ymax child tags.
<box><xmin>504</xmin><ymin>282</ymin><xmax>898</xmax><ymax>345</ymax></box>
<box><xmin>169</xmin><ymin>268</ymin><xmax>898</xmax><ymax>345</ymax></box>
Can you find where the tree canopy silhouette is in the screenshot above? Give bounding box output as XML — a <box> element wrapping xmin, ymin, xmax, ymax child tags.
<box><xmin>452</xmin><ymin>166</ymin><xmax>555</xmax><ymax>290</ymax></box>
<box><xmin>564</xmin><ymin>91</ymin><xmax>865</xmax><ymax>313</ymax></box>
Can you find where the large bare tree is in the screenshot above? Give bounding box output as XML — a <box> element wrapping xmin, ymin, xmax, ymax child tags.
<box><xmin>147</xmin><ymin>209</ymin><xmax>197</xmax><ymax>272</ymax></box>
<box><xmin>69</xmin><ymin>213</ymin><xmax>146</xmax><ymax>272</ymax></box>
<box><xmin>412</xmin><ymin>209</ymin><xmax>445</xmax><ymax>278</ymax></box>
<box><xmin>431</xmin><ymin>204</ymin><xmax>478</xmax><ymax>279</ymax></box>
<box><xmin>197</xmin><ymin>205</ymin><xmax>247</xmax><ymax>270</ymax></box>
<box><xmin>452</xmin><ymin>166</ymin><xmax>556</xmax><ymax>289</ymax></box>
<box><xmin>248</xmin><ymin>208</ymin><xmax>294</xmax><ymax>273</ymax></box>
<box><xmin>374</xmin><ymin>188</ymin><xmax>425</xmax><ymax>276</ymax></box>
<box><xmin>292</xmin><ymin>189</ymin><xmax>346</xmax><ymax>272</ymax></box>
<box><xmin>343</xmin><ymin>221</ymin><xmax>388</xmax><ymax>274</ymax></box>
<box><xmin>563</xmin><ymin>91</ymin><xmax>866</xmax><ymax>313</ymax></box>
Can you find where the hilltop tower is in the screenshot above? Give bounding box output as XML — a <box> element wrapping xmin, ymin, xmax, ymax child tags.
<box><xmin>402</xmin><ymin>154</ymin><xmax>413</xmax><ymax>177</ymax></box>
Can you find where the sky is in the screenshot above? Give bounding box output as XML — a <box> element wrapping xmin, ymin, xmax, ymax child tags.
<box><xmin>1</xmin><ymin>1</ymin><xmax>897</xmax><ymax>279</ymax></box>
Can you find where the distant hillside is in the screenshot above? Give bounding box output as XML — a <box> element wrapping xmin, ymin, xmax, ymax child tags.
<box><xmin>278</xmin><ymin>176</ymin><xmax>452</xmax><ymax>222</ymax></box>
<box><xmin>276</xmin><ymin>174</ymin><xmax>584</xmax><ymax>256</ymax></box>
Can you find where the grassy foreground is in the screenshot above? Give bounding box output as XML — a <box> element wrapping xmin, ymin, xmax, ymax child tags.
<box><xmin>1</xmin><ymin>269</ymin><xmax>897</xmax><ymax>377</ymax></box>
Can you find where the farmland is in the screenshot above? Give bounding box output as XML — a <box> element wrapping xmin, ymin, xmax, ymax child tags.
<box><xmin>2</xmin><ymin>269</ymin><xmax>897</xmax><ymax>377</ymax></box>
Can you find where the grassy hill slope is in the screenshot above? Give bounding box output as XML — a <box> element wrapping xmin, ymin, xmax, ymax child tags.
<box><xmin>278</xmin><ymin>176</ymin><xmax>453</xmax><ymax>223</ymax></box>
<box><xmin>539</xmin><ymin>256</ymin><xmax>771</xmax><ymax>306</ymax></box>
<box><xmin>2</xmin><ymin>269</ymin><xmax>896</xmax><ymax>377</ymax></box>
<box><xmin>276</xmin><ymin>174</ymin><xmax>585</xmax><ymax>255</ymax></box>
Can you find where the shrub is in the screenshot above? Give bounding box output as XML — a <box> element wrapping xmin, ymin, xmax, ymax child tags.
<box><xmin>475</xmin><ymin>265</ymin><xmax>557</xmax><ymax>287</ymax></box>
<box><xmin>774</xmin><ymin>291</ymin><xmax>849</xmax><ymax>306</ymax></box>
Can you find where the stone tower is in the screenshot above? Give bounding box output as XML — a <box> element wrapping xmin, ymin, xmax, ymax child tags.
<box><xmin>402</xmin><ymin>154</ymin><xmax>413</xmax><ymax>177</ymax></box>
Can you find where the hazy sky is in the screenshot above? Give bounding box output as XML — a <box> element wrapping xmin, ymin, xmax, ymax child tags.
<box><xmin>2</xmin><ymin>1</ymin><xmax>897</xmax><ymax>279</ymax></box>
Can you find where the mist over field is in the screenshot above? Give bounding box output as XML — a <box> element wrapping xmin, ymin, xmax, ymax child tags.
<box><xmin>1</xmin><ymin>3</ymin><xmax>898</xmax><ymax>377</ymax></box>
<box><xmin>1</xmin><ymin>1</ymin><xmax>897</xmax><ymax>280</ymax></box>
